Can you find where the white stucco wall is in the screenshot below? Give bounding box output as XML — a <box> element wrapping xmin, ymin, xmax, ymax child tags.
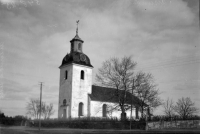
<box><xmin>90</xmin><ymin>101</ymin><xmax>140</xmax><ymax>119</ymax></box>
<box><xmin>71</xmin><ymin>64</ymin><xmax>93</xmax><ymax>118</ymax></box>
<box><xmin>58</xmin><ymin>64</ymin><xmax>73</xmax><ymax>118</ymax></box>
<box><xmin>58</xmin><ymin>63</ymin><xmax>93</xmax><ymax>118</ymax></box>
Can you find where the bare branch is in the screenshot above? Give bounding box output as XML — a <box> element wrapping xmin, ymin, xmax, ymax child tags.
<box><xmin>174</xmin><ymin>97</ymin><xmax>199</xmax><ymax>119</ymax></box>
<box><xmin>163</xmin><ymin>98</ymin><xmax>175</xmax><ymax>117</ymax></box>
<box><xmin>26</xmin><ymin>98</ymin><xmax>55</xmax><ymax>119</ymax></box>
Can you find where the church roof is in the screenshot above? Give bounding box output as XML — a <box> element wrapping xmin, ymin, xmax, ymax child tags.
<box><xmin>89</xmin><ymin>85</ymin><xmax>142</xmax><ymax>106</ymax></box>
<box><xmin>59</xmin><ymin>52</ymin><xmax>93</xmax><ymax>68</ymax></box>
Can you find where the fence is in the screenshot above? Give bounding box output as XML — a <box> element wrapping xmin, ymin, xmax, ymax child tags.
<box><xmin>146</xmin><ymin>120</ymin><xmax>200</xmax><ymax>130</ymax></box>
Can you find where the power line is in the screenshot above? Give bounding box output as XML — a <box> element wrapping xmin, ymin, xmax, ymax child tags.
<box><xmin>137</xmin><ymin>57</ymin><xmax>200</xmax><ymax>68</ymax></box>
<box><xmin>136</xmin><ymin>58</ymin><xmax>200</xmax><ymax>71</ymax></box>
<box><xmin>137</xmin><ymin>56</ymin><xmax>199</xmax><ymax>67</ymax></box>
<box><xmin>158</xmin><ymin>79</ymin><xmax>200</xmax><ymax>85</ymax></box>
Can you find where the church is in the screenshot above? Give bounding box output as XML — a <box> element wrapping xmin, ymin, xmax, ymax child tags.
<box><xmin>58</xmin><ymin>23</ymin><xmax>141</xmax><ymax>119</ymax></box>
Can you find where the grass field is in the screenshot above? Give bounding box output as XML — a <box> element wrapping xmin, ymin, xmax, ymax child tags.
<box><xmin>1</xmin><ymin>126</ymin><xmax>200</xmax><ymax>134</ymax></box>
<box><xmin>1</xmin><ymin>128</ymin><xmax>31</xmax><ymax>134</ymax></box>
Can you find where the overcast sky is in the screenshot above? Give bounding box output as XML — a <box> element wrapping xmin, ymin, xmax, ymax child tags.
<box><xmin>0</xmin><ymin>0</ymin><xmax>199</xmax><ymax>118</ymax></box>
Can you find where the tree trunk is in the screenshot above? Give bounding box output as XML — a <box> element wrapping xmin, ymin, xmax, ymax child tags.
<box><xmin>121</xmin><ymin>110</ymin><xmax>126</xmax><ymax>129</ymax></box>
<box><xmin>121</xmin><ymin>112</ymin><xmax>126</xmax><ymax>121</ymax></box>
<box><xmin>120</xmin><ymin>105</ymin><xmax>126</xmax><ymax>121</ymax></box>
<box><xmin>141</xmin><ymin>107</ymin><xmax>144</xmax><ymax>119</ymax></box>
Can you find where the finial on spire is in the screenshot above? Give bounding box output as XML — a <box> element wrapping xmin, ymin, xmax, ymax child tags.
<box><xmin>76</xmin><ymin>20</ymin><xmax>79</xmax><ymax>35</ymax></box>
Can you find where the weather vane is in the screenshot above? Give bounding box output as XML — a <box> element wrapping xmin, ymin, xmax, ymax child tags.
<box><xmin>76</xmin><ymin>20</ymin><xmax>79</xmax><ymax>35</ymax></box>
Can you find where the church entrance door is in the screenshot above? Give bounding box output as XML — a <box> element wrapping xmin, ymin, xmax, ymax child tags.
<box><xmin>63</xmin><ymin>109</ymin><xmax>66</xmax><ymax>119</ymax></box>
<box><xmin>63</xmin><ymin>106</ymin><xmax>69</xmax><ymax>119</ymax></box>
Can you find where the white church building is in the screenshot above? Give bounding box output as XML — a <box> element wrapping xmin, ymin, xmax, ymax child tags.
<box><xmin>58</xmin><ymin>26</ymin><xmax>141</xmax><ymax>119</ymax></box>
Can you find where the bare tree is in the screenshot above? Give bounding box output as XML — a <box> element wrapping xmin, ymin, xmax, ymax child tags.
<box><xmin>26</xmin><ymin>99</ymin><xmax>42</xmax><ymax>119</ymax></box>
<box><xmin>96</xmin><ymin>56</ymin><xmax>161</xmax><ymax>120</ymax></box>
<box><xmin>26</xmin><ymin>98</ymin><xmax>55</xmax><ymax>119</ymax></box>
<box><xmin>43</xmin><ymin>103</ymin><xmax>55</xmax><ymax>119</ymax></box>
<box><xmin>134</xmin><ymin>72</ymin><xmax>162</xmax><ymax>118</ymax></box>
<box><xmin>96</xmin><ymin>56</ymin><xmax>136</xmax><ymax>120</ymax></box>
<box><xmin>174</xmin><ymin>97</ymin><xmax>198</xmax><ymax>119</ymax></box>
<box><xmin>163</xmin><ymin>98</ymin><xmax>175</xmax><ymax>117</ymax></box>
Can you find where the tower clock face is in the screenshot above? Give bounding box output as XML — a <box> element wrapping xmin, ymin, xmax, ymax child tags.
<box><xmin>80</xmin><ymin>54</ymin><xmax>86</xmax><ymax>62</ymax></box>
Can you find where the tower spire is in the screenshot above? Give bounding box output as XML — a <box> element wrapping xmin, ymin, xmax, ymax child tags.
<box><xmin>70</xmin><ymin>20</ymin><xmax>83</xmax><ymax>43</ymax></box>
<box><xmin>76</xmin><ymin>20</ymin><xmax>79</xmax><ymax>35</ymax></box>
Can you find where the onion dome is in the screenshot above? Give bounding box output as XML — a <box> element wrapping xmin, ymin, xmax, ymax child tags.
<box><xmin>59</xmin><ymin>20</ymin><xmax>93</xmax><ymax>68</ymax></box>
<box><xmin>60</xmin><ymin>52</ymin><xmax>93</xmax><ymax>68</ymax></box>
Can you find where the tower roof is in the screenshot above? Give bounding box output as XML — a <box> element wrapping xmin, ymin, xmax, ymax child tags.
<box><xmin>70</xmin><ymin>34</ymin><xmax>84</xmax><ymax>43</ymax></box>
<box><xmin>70</xmin><ymin>20</ymin><xmax>84</xmax><ymax>43</ymax></box>
<box><xmin>60</xmin><ymin>20</ymin><xmax>92</xmax><ymax>68</ymax></box>
<box><xmin>59</xmin><ymin>52</ymin><xmax>93</xmax><ymax>68</ymax></box>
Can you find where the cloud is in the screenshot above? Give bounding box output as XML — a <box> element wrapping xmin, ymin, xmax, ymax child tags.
<box><xmin>0</xmin><ymin>0</ymin><xmax>199</xmax><ymax>117</ymax></box>
<box><xmin>0</xmin><ymin>0</ymin><xmax>17</xmax><ymax>5</ymax></box>
<box><xmin>174</xmin><ymin>79</ymin><xmax>200</xmax><ymax>91</ymax></box>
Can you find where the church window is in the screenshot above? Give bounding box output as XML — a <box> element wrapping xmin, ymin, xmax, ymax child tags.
<box><xmin>78</xmin><ymin>102</ymin><xmax>84</xmax><ymax>116</ymax></box>
<box><xmin>78</xmin><ymin>43</ymin><xmax>81</xmax><ymax>50</ymax></box>
<box><xmin>65</xmin><ymin>70</ymin><xmax>68</xmax><ymax>79</ymax></box>
<box><xmin>63</xmin><ymin>99</ymin><xmax>66</xmax><ymax>106</ymax></box>
<box><xmin>81</xmin><ymin>70</ymin><xmax>84</xmax><ymax>80</ymax></box>
<box><xmin>102</xmin><ymin>104</ymin><xmax>107</xmax><ymax>117</ymax></box>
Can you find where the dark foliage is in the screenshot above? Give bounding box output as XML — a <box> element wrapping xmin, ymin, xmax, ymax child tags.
<box><xmin>29</xmin><ymin>117</ymin><xmax>146</xmax><ymax>130</ymax></box>
<box><xmin>0</xmin><ymin>112</ymin><xmax>28</xmax><ymax>126</ymax></box>
<box><xmin>0</xmin><ymin>112</ymin><xmax>5</xmax><ymax>118</ymax></box>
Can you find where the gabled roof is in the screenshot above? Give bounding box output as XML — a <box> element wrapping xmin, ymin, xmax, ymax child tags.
<box><xmin>89</xmin><ymin>85</ymin><xmax>141</xmax><ymax>106</ymax></box>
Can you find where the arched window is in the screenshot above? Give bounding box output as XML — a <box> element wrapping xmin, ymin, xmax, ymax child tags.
<box><xmin>80</xmin><ymin>70</ymin><xmax>84</xmax><ymax>80</ymax></box>
<box><xmin>65</xmin><ymin>70</ymin><xmax>68</xmax><ymax>79</ymax></box>
<box><xmin>78</xmin><ymin>43</ymin><xmax>81</xmax><ymax>50</ymax></box>
<box><xmin>102</xmin><ymin>104</ymin><xmax>107</xmax><ymax>117</ymax></box>
<box><xmin>63</xmin><ymin>99</ymin><xmax>66</xmax><ymax>106</ymax></box>
<box><xmin>78</xmin><ymin>102</ymin><xmax>84</xmax><ymax>116</ymax></box>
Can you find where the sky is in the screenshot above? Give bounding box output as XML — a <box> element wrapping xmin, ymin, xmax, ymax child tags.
<box><xmin>0</xmin><ymin>0</ymin><xmax>199</xmax><ymax>118</ymax></box>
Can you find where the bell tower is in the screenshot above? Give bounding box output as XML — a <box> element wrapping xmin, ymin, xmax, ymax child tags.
<box><xmin>58</xmin><ymin>21</ymin><xmax>93</xmax><ymax>119</ymax></box>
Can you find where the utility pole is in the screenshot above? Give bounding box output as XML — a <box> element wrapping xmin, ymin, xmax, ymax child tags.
<box><xmin>130</xmin><ymin>79</ymin><xmax>134</xmax><ymax>130</ymax></box>
<box><xmin>39</xmin><ymin>82</ymin><xmax>43</xmax><ymax>131</ymax></box>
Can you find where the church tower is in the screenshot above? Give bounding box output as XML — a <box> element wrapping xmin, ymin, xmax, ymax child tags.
<box><xmin>58</xmin><ymin>21</ymin><xmax>93</xmax><ymax>118</ymax></box>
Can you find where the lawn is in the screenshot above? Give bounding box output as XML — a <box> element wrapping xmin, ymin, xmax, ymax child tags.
<box><xmin>1</xmin><ymin>126</ymin><xmax>200</xmax><ymax>134</ymax></box>
<box><xmin>1</xmin><ymin>128</ymin><xmax>30</xmax><ymax>134</ymax></box>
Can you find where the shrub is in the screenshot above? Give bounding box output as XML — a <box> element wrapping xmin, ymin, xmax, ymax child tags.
<box><xmin>0</xmin><ymin>114</ymin><xmax>28</xmax><ymax>126</ymax></box>
<box><xmin>29</xmin><ymin>117</ymin><xmax>146</xmax><ymax>129</ymax></box>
